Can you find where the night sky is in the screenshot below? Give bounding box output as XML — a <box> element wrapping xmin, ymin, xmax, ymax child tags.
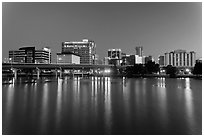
<box><xmin>2</xmin><ymin>2</ymin><xmax>202</xmax><ymax>63</ymax></box>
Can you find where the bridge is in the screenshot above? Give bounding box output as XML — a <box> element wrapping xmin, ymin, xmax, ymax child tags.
<box><xmin>2</xmin><ymin>63</ymin><xmax>130</xmax><ymax>78</ymax></box>
<box><xmin>2</xmin><ymin>63</ymin><xmax>119</xmax><ymax>69</ymax></box>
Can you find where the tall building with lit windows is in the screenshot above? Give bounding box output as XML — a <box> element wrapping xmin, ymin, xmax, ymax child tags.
<box><xmin>62</xmin><ymin>39</ymin><xmax>96</xmax><ymax>64</ymax></box>
<box><xmin>164</xmin><ymin>50</ymin><xmax>196</xmax><ymax>67</ymax></box>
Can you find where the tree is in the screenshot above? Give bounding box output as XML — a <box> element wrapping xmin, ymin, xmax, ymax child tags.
<box><xmin>166</xmin><ymin>65</ymin><xmax>177</xmax><ymax>77</ymax></box>
<box><xmin>193</xmin><ymin>62</ymin><xmax>202</xmax><ymax>75</ymax></box>
<box><xmin>145</xmin><ymin>61</ymin><xmax>160</xmax><ymax>74</ymax></box>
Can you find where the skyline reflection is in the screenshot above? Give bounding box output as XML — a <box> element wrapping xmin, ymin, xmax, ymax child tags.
<box><xmin>2</xmin><ymin>77</ymin><xmax>202</xmax><ymax>135</ymax></box>
<box><xmin>184</xmin><ymin>78</ymin><xmax>195</xmax><ymax>133</ymax></box>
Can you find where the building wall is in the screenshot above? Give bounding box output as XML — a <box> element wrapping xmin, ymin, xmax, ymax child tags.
<box><xmin>159</xmin><ymin>55</ymin><xmax>165</xmax><ymax>66</ymax></box>
<box><xmin>72</xmin><ymin>54</ymin><xmax>80</xmax><ymax>64</ymax></box>
<box><xmin>35</xmin><ymin>48</ymin><xmax>51</xmax><ymax>64</ymax></box>
<box><xmin>135</xmin><ymin>55</ymin><xmax>143</xmax><ymax>64</ymax></box>
<box><xmin>19</xmin><ymin>47</ymin><xmax>35</xmax><ymax>63</ymax></box>
<box><xmin>57</xmin><ymin>54</ymin><xmax>80</xmax><ymax>64</ymax></box>
<box><xmin>164</xmin><ymin>50</ymin><xmax>196</xmax><ymax>67</ymax></box>
<box><xmin>9</xmin><ymin>48</ymin><xmax>35</xmax><ymax>63</ymax></box>
<box><xmin>9</xmin><ymin>50</ymin><xmax>26</xmax><ymax>63</ymax></box>
<box><xmin>104</xmin><ymin>57</ymin><xmax>110</xmax><ymax>65</ymax></box>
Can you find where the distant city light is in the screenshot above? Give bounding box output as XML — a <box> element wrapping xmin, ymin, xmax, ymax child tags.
<box><xmin>104</xmin><ymin>69</ymin><xmax>111</xmax><ymax>73</ymax></box>
<box><xmin>186</xmin><ymin>68</ymin><xmax>190</xmax><ymax>72</ymax></box>
<box><xmin>160</xmin><ymin>69</ymin><xmax>165</xmax><ymax>73</ymax></box>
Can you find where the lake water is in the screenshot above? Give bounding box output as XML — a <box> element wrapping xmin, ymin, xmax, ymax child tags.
<box><xmin>2</xmin><ymin>76</ymin><xmax>202</xmax><ymax>135</ymax></box>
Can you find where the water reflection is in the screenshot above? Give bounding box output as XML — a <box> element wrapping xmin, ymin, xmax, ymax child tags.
<box><xmin>40</xmin><ymin>83</ymin><xmax>49</xmax><ymax>133</ymax></box>
<box><xmin>3</xmin><ymin>84</ymin><xmax>15</xmax><ymax>133</ymax></box>
<box><xmin>157</xmin><ymin>77</ymin><xmax>166</xmax><ymax>88</ymax></box>
<box><xmin>185</xmin><ymin>78</ymin><xmax>190</xmax><ymax>90</ymax></box>
<box><xmin>156</xmin><ymin>78</ymin><xmax>167</xmax><ymax>128</ymax></box>
<box><xmin>184</xmin><ymin>78</ymin><xmax>195</xmax><ymax>132</ymax></box>
<box><xmin>2</xmin><ymin>76</ymin><xmax>202</xmax><ymax>135</ymax></box>
<box><xmin>104</xmin><ymin>77</ymin><xmax>112</xmax><ymax>134</ymax></box>
<box><xmin>55</xmin><ymin>78</ymin><xmax>63</xmax><ymax>130</ymax></box>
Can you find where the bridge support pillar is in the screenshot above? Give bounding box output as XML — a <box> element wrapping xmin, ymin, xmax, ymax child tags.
<box><xmin>72</xmin><ymin>69</ymin><xmax>74</xmax><ymax>77</ymax></box>
<box><xmin>12</xmin><ymin>68</ymin><xmax>17</xmax><ymax>79</ymax></box>
<box><xmin>81</xmin><ymin>67</ymin><xmax>84</xmax><ymax>78</ymax></box>
<box><xmin>59</xmin><ymin>68</ymin><xmax>62</xmax><ymax>78</ymax></box>
<box><xmin>36</xmin><ymin>68</ymin><xmax>40</xmax><ymax>79</ymax></box>
<box><xmin>55</xmin><ymin>69</ymin><xmax>57</xmax><ymax>78</ymax></box>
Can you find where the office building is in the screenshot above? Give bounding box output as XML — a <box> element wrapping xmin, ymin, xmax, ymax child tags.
<box><xmin>158</xmin><ymin>55</ymin><xmax>165</xmax><ymax>66</ymax></box>
<box><xmin>57</xmin><ymin>52</ymin><xmax>80</xmax><ymax>64</ymax></box>
<box><xmin>35</xmin><ymin>47</ymin><xmax>51</xmax><ymax>63</ymax></box>
<box><xmin>121</xmin><ymin>54</ymin><xmax>143</xmax><ymax>65</ymax></box>
<box><xmin>9</xmin><ymin>46</ymin><xmax>51</xmax><ymax>63</ymax></box>
<box><xmin>104</xmin><ymin>57</ymin><xmax>110</xmax><ymax>65</ymax></box>
<box><xmin>108</xmin><ymin>49</ymin><xmax>122</xmax><ymax>59</ymax></box>
<box><xmin>9</xmin><ymin>47</ymin><xmax>35</xmax><ymax>63</ymax></box>
<box><xmin>135</xmin><ymin>46</ymin><xmax>143</xmax><ymax>57</ymax></box>
<box><xmin>94</xmin><ymin>54</ymin><xmax>99</xmax><ymax>65</ymax></box>
<box><xmin>62</xmin><ymin>39</ymin><xmax>96</xmax><ymax>64</ymax></box>
<box><xmin>107</xmin><ymin>49</ymin><xmax>122</xmax><ymax>65</ymax></box>
<box><xmin>164</xmin><ymin>50</ymin><xmax>196</xmax><ymax>67</ymax></box>
<box><xmin>121</xmin><ymin>55</ymin><xmax>130</xmax><ymax>65</ymax></box>
<box><xmin>129</xmin><ymin>55</ymin><xmax>143</xmax><ymax>64</ymax></box>
<box><xmin>145</xmin><ymin>55</ymin><xmax>154</xmax><ymax>64</ymax></box>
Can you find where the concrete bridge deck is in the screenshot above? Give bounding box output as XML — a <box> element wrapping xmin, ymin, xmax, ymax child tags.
<box><xmin>2</xmin><ymin>63</ymin><xmax>130</xmax><ymax>70</ymax></box>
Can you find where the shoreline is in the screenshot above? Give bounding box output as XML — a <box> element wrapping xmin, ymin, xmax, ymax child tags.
<box><xmin>2</xmin><ymin>73</ymin><xmax>202</xmax><ymax>79</ymax></box>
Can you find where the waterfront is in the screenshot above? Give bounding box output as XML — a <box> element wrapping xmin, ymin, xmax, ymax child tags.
<box><xmin>2</xmin><ymin>76</ymin><xmax>202</xmax><ymax>135</ymax></box>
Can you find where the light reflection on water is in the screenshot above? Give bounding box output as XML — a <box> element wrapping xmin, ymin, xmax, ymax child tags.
<box><xmin>3</xmin><ymin>84</ymin><xmax>15</xmax><ymax>134</ymax></box>
<box><xmin>55</xmin><ymin>78</ymin><xmax>63</xmax><ymax>130</ymax></box>
<box><xmin>156</xmin><ymin>78</ymin><xmax>167</xmax><ymax>129</ymax></box>
<box><xmin>184</xmin><ymin>78</ymin><xmax>195</xmax><ymax>133</ymax></box>
<box><xmin>40</xmin><ymin>83</ymin><xmax>49</xmax><ymax>133</ymax></box>
<box><xmin>104</xmin><ymin>77</ymin><xmax>112</xmax><ymax>134</ymax></box>
<box><xmin>2</xmin><ymin>77</ymin><xmax>202</xmax><ymax>135</ymax></box>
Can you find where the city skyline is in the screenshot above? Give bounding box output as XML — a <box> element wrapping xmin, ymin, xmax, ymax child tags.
<box><xmin>2</xmin><ymin>2</ymin><xmax>202</xmax><ymax>63</ymax></box>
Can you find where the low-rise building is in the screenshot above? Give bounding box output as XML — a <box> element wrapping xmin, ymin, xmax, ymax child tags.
<box><xmin>57</xmin><ymin>52</ymin><xmax>80</xmax><ymax>64</ymax></box>
<box><xmin>107</xmin><ymin>49</ymin><xmax>122</xmax><ymax>65</ymax></box>
<box><xmin>9</xmin><ymin>46</ymin><xmax>51</xmax><ymax>63</ymax></box>
<box><xmin>35</xmin><ymin>47</ymin><xmax>51</xmax><ymax>63</ymax></box>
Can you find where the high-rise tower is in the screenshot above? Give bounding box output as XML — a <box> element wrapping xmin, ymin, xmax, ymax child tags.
<box><xmin>62</xmin><ymin>39</ymin><xmax>96</xmax><ymax>64</ymax></box>
<box><xmin>135</xmin><ymin>46</ymin><xmax>143</xmax><ymax>57</ymax></box>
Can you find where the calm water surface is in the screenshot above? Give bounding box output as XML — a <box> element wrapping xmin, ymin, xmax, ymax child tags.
<box><xmin>2</xmin><ymin>77</ymin><xmax>202</xmax><ymax>135</ymax></box>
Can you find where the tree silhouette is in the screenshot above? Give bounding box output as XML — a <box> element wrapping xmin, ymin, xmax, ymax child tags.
<box><xmin>193</xmin><ymin>62</ymin><xmax>202</xmax><ymax>75</ymax></box>
<box><xmin>166</xmin><ymin>65</ymin><xmax>177</xmax><ymax>78</ymax></box>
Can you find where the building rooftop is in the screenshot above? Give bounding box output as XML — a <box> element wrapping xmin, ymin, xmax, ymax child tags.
<box><xmin>108</xmin><ymin>49</ymin><xmax>121</xmax><ymax>51</ymax></box>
